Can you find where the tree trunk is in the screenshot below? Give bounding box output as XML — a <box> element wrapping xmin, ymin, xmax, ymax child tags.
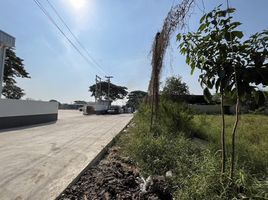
<box><xmin>230</xmin><ymin>98</ymin><xmax>240</xmax><ymax>179</ymax></box>
<box><xmin>150</xmin><ymin>88</ymin><xmax>155</xmax><ymax>131</ymax></box>
<box><xmin>220</xmin><ymin>90</ymin><xmax>226</xmax><ymax>174</ymax></box>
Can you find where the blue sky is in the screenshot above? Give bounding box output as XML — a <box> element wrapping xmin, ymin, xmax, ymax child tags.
<box><xmin>0</xmin><ymin>0</ymin><xmax>267</xmax><ymax>103</ymax></box>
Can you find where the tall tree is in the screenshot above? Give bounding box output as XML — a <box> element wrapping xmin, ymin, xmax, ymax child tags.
<box><xmin>126</xmin><ymin>90</ymin><xmax>147</xmax><ymax>110</ymax></box>
<box><xmin>162</xmin><ymin>75</ymin><xmax>189</xmax><ymax>98</ymax></box>
<box><xmin>89</xmin><ymin>81</ymin><xmax>128</xmax><ymax>101</ymax></box>
<box><xmin>2</xmin><ymin>48</ymin><xmax>30</xmax><ymax>99</ymax></box>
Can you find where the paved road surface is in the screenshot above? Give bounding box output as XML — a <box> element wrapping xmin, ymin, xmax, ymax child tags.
<box><xmin>0</xmin><ymin>110</ymin><xmax>133</xmax><ymax>200</ymax></box>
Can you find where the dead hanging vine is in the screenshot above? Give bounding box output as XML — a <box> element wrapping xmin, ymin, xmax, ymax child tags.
<box><xmin>147</xmin><ymin>0</ymin><xmax>195</xmax><ymax>129</ymax></box>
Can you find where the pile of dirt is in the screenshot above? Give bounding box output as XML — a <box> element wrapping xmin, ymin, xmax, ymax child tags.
<box><xmin>58</xmin><ymin>147</ymin><xmax>172</xmax><ymax>200</ymax></box>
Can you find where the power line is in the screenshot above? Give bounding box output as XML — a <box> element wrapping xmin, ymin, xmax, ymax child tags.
<box><xmin>201</xmin><ymin>0</ymin><xmax>206</xmax><ymax>13</ymax></box>
<box><xmin>33</xmin><ymin>0</ymin><xmax>105</xmax><ymax>75</ymax></box>
<box><xmin>45</xmin><ymin>0</ymin><xmax>107</xmax><ymax>75</ymax></box>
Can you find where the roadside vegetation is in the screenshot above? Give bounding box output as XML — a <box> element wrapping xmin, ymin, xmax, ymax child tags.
<box><xmin>117</xmin><ymin>101</ymin><xmax>268</xmax><ymax>199</ymax></box>
<box><xmin>122</xmin><ymin>2</ymin><xmax>268</xmax><ymax>199</ymax></box>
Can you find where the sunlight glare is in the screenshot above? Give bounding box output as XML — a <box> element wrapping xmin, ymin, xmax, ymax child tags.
<box><xmin>67</xmin><ymin>0</ymin><xmax>87</xmax><ymax>12</ymax></box>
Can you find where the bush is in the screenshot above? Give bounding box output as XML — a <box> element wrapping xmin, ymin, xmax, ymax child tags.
<box><xmin>127</xmin><ymin>132</ymin><xmax>201</xmax><ymax>176</ymax></box>
<box><xmin>158</xmin><ymin>99</ymin><xmax>194</xmax><ymax>137</ymax></box>
<box><xmin>123</xmin><ymin>100</ymin><xmax>196</xmax><ymax>176</ymax></box>
<box><xmin>135</xmin><ymin>99</ymin><xmax>194</xmax><ymax>138</ymax></box>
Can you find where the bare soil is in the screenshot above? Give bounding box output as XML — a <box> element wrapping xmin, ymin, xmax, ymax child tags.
<box><xmin>58</xmin><ymin>147</ymin><xmax>172</xmax><ymax>200</ymax></box>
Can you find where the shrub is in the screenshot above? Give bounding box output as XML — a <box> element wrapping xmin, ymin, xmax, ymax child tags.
<box><xmin>158</xmin><ymin>99</ymin><xmax>194</xmax><ymax>137</ymax></box>
<box><xmin>136</xmin><ymin>99</ymin><xmax>194</xmax><ymax>138</ymax></box>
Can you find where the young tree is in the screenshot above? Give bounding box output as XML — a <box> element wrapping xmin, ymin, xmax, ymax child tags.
<box><xmin>89</xmin><ymin>81</ymin><xmax>128</xmax><ymax>101</ymax></box>
<box><xmin>177</xmin><ymin>6</ymin><xmax>268</xmax><ymax>178</ymax></box>
<box><xmin>2</xmin><ymin>48</ymin><xmax>30</xmax><ymax>99</ymax></box>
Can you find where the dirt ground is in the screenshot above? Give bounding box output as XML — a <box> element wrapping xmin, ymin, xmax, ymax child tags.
<box><xmin>58</xmin><ymin>146</ymin><xmax>173</xmax><ymax>200</ymax></box>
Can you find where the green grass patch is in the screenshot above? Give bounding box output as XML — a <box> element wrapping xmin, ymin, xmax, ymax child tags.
<box><xmin>193</xmin><ymin>114</ymin><xmax>268</xmax><ymax>177</ymax></box>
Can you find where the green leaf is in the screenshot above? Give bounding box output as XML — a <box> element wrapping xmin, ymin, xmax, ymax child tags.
<box><xmin>200</xmin><ymin>14</ymin><xmax>206</xmax><ymax>23</ymax></box>
<box><xmin>232</xmin><ymin>31</ymin><xmax>244</xmax><ymax>39</ymax></box>
<box><xmin>225</xmin><ymin>31</ymin><xmax>244</xmax><ymax>41</ymax></box>
<box><xmin>218</xmin><ymin>10</ymin><xmax>227</xmax><ymax>17</ymax></box>
<box><xmin>180</xmin><ymin>47</ymin><xmax>186</xmax><ymax>54</ymax></box>
<box><xmin>177</xmin><ymin>33</ymin><xmax>182</xmax><ymax>41</ymax></box>
<box><xmin>227</xmin><ymin>8</ymin><xmax>236</xmax><ymax>13</ymax></box>
<box><xmin>186</xmin><ymin>55</ymin><xmax>190</xmax><ymax>65</ymax></box>
<box><xmin>191</xmin><ymin>66</ymin><xmax>195</xmax><ymax>75</ymax></box>
<box><xmin>198</xmin><ymin>23</ymin><xmax>207</xmax><ymax>32</ymax></box>
<box><xmin>229</xmin><ymin>22</ymin><xmax>242</xmax><ymax>29</ymax></box>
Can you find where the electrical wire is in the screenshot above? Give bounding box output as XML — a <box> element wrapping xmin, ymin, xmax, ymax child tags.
<box><xmin>45</xmin><ymin>0</ymin><xmax>107</xmax><ymax>75</ymax></box>
<box><xmin>33</xmin><ymin>0</ymin><xmax>106</xmax><ymax>75</ymax></box>
<box><xmin>201</xmin><ymin>0</ymin><xmax>205</xmax><ymax>13</ymax></box>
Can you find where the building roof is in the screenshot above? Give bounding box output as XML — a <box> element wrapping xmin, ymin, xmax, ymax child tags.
<box><xmin>0</xmin><ymin>30</ymin><xmax>15</xmax><ymax>47</ymax></box>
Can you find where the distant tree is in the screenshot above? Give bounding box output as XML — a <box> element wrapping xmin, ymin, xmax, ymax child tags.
<box><xmin>49</xmin><ymin>99</ymin><xmax>58</xmax><ymax>102</ymax></box>
<box><xmin>2</xmin><ymin>48</ymin><xmax>30</xmax><ymax>99</ymax></box>
<box><xmin>162</xmin><ymin>75</ymin><xmax>189</xmax><ymax>98</ymax></box>
<box><xmin>126</xmin><ymin>90</ymin><xmax>147</xmax><ymax>110</ymax></box>
<box><xmin>74</xmin><ymin>100</ymin><xmax>87</xmax><ymax>105</ymax></box>
<box><xmin>89</xmin><ymin>81</ymin><xmax>128</xmax><ymax>101</ymax></box>
<box><xmin>212</xmin><ymin>92</ymin><xmax>236</xmax><ymax>105</ymax></box>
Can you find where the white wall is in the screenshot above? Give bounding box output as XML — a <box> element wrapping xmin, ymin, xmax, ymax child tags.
<box><xmin>0</xmin><ymin>99</ymin><xmax>58</xmax><ymax>117</ymax></box>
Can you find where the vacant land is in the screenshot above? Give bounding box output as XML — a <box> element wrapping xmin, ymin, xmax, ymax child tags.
<box><xmin>193</xmin><ymin>114</ymin><xmax>268</xmax><ymax>175</ymax></box>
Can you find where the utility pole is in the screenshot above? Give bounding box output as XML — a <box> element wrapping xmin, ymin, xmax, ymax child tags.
<box><xmin>105</xmin><ymin>76</ymin><xmax>113</xmax><ymax>103</ymax></box>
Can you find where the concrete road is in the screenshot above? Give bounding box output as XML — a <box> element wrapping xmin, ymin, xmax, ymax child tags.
<box><xmin>0</xmin><ymin>110</ymin><xmax>133</xmax><ymax>200</ymax></box>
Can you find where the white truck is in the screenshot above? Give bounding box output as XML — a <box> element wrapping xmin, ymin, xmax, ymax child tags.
<box><xmin>83</xmin><ymin>100</ymin><xmax>111</xmax><ymax>115</ymax></box>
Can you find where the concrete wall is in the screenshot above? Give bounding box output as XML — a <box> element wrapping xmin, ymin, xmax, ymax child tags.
<box><xmin>189</xmin><ymin>104</ymin><xmax>221</xmax><ymax>114</ymax></box>
<box><xmin>0</xmin><ymin>99</ymin><xmax>58</xmax><ymax>130</ymax></box>
<box><xmin>189</xmin><ymin>104</ymin><xmax>254</xmax><ymax>114</ymax></box>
